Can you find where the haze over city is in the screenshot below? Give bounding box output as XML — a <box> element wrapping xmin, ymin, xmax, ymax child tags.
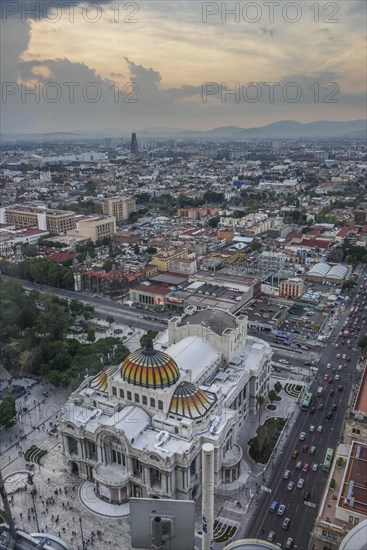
<box><xmin>1</xmin><ymin>0</ymin><xmax>366</xmax><ymax>134</ymax></box>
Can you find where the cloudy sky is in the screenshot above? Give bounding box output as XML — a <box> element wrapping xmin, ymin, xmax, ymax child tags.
<box><xmin>1</xmin><ymin>0</ymin><xmax>366</xmax><ymax>133</ymax></box>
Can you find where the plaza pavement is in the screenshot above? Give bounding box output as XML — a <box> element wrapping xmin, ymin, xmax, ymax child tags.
<box><xmin>1</xmin><ymin>368</ymin><xmax>301</xmax><ymax>550</ymax></box>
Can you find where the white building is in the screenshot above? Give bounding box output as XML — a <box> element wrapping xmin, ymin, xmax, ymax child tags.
<box><xmin>59</xmin><ymin>308</ymin><xmax>271</xmax><ymax>504</ymax></box>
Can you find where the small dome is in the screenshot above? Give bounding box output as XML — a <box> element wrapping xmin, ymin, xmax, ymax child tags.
<box><xmin>169</xmin><ymin>381</ymin><xmax>216</xmax><ymax>419</ymax></box>
<box><xmin>90</xmin><ymin>365</ymin><xmax>118</xmax><ymax>392</ymax></box>
<box><xmin>121</xmin><ymin>338</ymin><xmax>180</xmax><ymax>389</ymax></box>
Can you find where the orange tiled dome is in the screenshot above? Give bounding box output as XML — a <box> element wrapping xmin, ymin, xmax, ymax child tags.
<box><xmin>90</xmin><ymin>365</ymin><xmax>119</xmax><ymax>392</ymax></box>
<box><xmin>121</xmin><ymin>338</ymin><xmax>180</xmax><ymax>389</ymax></box>
<box><xmin>169</xmin><ymin>381</ymin><xmax>216</xmax><ymax>419</ymax></box>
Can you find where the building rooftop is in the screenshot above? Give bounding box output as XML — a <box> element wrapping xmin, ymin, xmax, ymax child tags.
<box><xmin>180</xmin><ymin>308</ymin><xmax>238</xmax><ymax>335</ymax></box>
<box><xmin>354</xmin><ymin>365</ymin><xmax>367</xmax><ymax>414</ymax></box>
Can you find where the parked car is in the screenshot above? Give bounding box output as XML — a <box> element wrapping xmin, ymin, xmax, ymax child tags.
<box><xmin>283</xmin><ymin>469</ymin><xmax>291</xmax><ymax>479</ymax></box>
<box><xmin>310</xmin><ymin>425</ymin><xmax>315</xmax><ymax>432</ymax></box>
<box><xmin>312</xmin><ymin>463</ymin><xmax>318</xmax><ymax>472</ymax></box>
<box><xmin>267</xmin><ymin>531</ymin><xmax>275</xmax><ymax>542</ymax></box>
<box><xmin>310</xmin><ymin>446</ymin><xmax>317</xmax><ymax>455</ymax></box>
<box><xmin>285</xmin><ymin>537</ymin><xmax>294</xmax><ymax>549</ymax></box>
<box><xmin>326</xmin><ymin>412</ymin><xmax>333</xmax><ymax>420</ymax></box>
<box><xmin>287</xmin><ymin>481</ymin><xmax>295</xmax><ymax>491</ymax></box>
<box><xmin>317</xmin><ymin>425</ymin><xmax>323</xmax><ymax>432</ymax></box>
<box><xmin>299</xmin><ymin>432</ymin><xmax>306</xmax><ymax>441</ymax></box>
<box><xmin>338</xmin><ymin>385</ymin><xmax>343</xmax><ymax>392</ymax></box>
<box><xmin>282</xmin><ymin>518</ymin><xmax>291</xmax><ymax>530</ymax></box>
<box><xmin>292</xmin><ymin>450</ymin><xmax>299</xmax><ymax>459</ymax></box>
<box><xmin>302</xmin><ymin>463</ymin><xmax>310</xmax><ymax>473</ymax></box>
<box><xmin>302</xmin><ymin>444</ymin><xmax>309</xmax><ymax>453</ymax></box>
<box><xmin>296</xmin><ymin>460</ymin><xmax>302</xmax><ymax>470</ymax></box>
<box><xmin>304</xmin><ymin>490</ymin><xmax>311</xmax><ymax>501</ymax></box>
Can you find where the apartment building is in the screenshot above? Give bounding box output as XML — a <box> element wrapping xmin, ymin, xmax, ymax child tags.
<box><xmin>151</xmin><ymin>248</ymin><xmax>189</xmax><ymax>272</ymax></box>
<box><xmin>102</xmin><ymin>196</ymin><xmax>136</xmax><ymax>222</ymax></box>
<box><xmin>279</xmin><ymin>277</ymin><xmax>305</xmax><ymax>298</ymax></box>
<box><xmin>78</xmin><ymin>215</ymin><xmax>116</xmax><ymax>243</ymax></box>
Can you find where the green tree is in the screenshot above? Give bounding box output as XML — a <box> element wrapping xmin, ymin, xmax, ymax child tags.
<box><xmin>207</xmin><ymin>216</ymin><xmax>220</xmax><ymax>228</ymax></box>
<box><xmin>146</xmin><ymin>246</ymin><xmax>157</xmax><ymax>255</ymax></box>
<box><xmin>134</xmin><ymin>244</ymin><xmax>140</xmax><ymax>255</ymax></box>
<box><xmin>103</xmin><ymin>259</ymin><xmax>114</xmax><ymax>272</ymax></box>
<box><xmin>0</xmin><ymin>396</ymin><xmax>17</xmax><ymax>429</ymax></box>
<box><xmin>268</xmin><ymin>389</ymin><xmax>277</xmax><ymax>405</ymax></box>
<box><xmin>106</xmin><ymin>314</ymin><xmax>115</xmax><ymax>325</ymax></box>
<box><xmin>274</xmin><ymin>381</ymin><xmax>282</xmax><ymax>395</ymax></box>
<box><xmin>357</xmin><ymin>336</ymin><xmax>367</xmax><ymax>349</ymax></box>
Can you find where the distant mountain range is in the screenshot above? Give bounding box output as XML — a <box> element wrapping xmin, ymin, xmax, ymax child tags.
<box><xmin>3</xmin><ymin>119</ymin><xmax>366</xmax><ymax>140</ymax></box>
<box><xmin>141</xmin><ymin>120</ymin><xmax>367</xmax><ymax>139</ymax></box>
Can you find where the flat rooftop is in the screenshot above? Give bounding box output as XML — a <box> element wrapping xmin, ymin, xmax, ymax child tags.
<box><xmin>338</xmin><ymin>442</ymin><xmax>367</xmax><ymax>517</ymax></box>
<box><xmin>354</xmin><ymin>365</ymin><xmax>367</xmax><ymax>414</ymax></box>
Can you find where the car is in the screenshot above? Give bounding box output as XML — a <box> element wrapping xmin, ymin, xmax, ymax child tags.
<box><xmin>312</xmin><ymin>462</ymin><xmax>318</xmax><ymax>472</ymax></box>
<box><xmin>335</xmin><ymin>343</ymin><xmax>339</xmax><ymax>348</ymax></box>
<box><xmin>296</xmin><ymin>460</ymin><xmax>302</xmax><ymax>470</ymax></box>
<box><xmin>338</xmin><ymin>385</ymin><xmax>343</xmax><ymax>392</ymax></box>
<box><xmin>277</xmin><ymin>504</ymin><xmax>286</xmax><ymax>516</ymax></box>
<box><xmin>269</xmin><ymin>500</ymin><xmax>278</xmax><ymax>513</ymax></box>
<box><xmin>304</xmin><ymin>490</ymin><xmax>311</xmax><ymax>501</ymax></box>
<box><xmin>347</xmin><ymin>339</ymin><xmax>351</xmax><ymax>344</ymax></box>
<box><xmin>326</xmin><ymin>362</ymin><xmax>331</xmax><ymax>369</ymax></box>
<box><xmin>342</xmin><ymin>354</ymin><xmax>347</xmax><ymax>359</ymax></box>
<box><xmin>332</xmin><ymin>403</ymin><xmax>337</xmax><ymax>411</ymax></box>
<box><xmin>299</xmin><ymin>432</ymin><xmax>306</xmax><ymax>441</ymax></box>
<box><xmin>332</xmin><ymin>367</ymin><xmax>337</xmax><ymax>373</ymax></box>
<box><xmin>310</xmin><ymin>425</ymin><xmax>315</xmax><ymax>432</ymax></box>
<box><xmin>292</xmin><ymin>450</ymin><xmax>299</xmax><ymax>459</ymax></box>
<box><xmin>302</xmin><ymin>444</ymin><xmax>309</xmax><ymax>453</ymax></box>
<box><xmin>282</xmin><ymin>517</ymin><xmax>291</xmax><ymax>530</ymax></box>
<box><xmin>279</xmin><ymin>359</ymin><xmax>289</xmax><ymax>364</ymax></box>
<box><xmin>310</xmin><ymin>446</ymin><xmax>317</xmax><ymax>455</ymax></box>
<box><xmin>285</xmin><ymin>537</ymin><xmax>294</xmax><ymax>549</ymax></box>
<box><xmin>338</xmin><ymin>365</ymin><xmax>343</xmax><ymax>371</ymax></box>
<box><xmin>287</xmin><ymin>481</ymin><xmax>294</xmax><ymax>491</ymax></box>
<box><xmin>297</xmin><ymin>478</ymin><xmax>305</xmax><ymax>489</ymax></box>
<box><xmin>347</xmin><ymin>357</ymin><xmax>351</xmax><ymax>362</ymax></box>
<box><xmin>326</xmin><ymin>411</ymin><xmax>333</xmax><ymax>419</ymax></box>
<box><xmin>267</xmin><ymin>531</ymin><xmax>275</xmax><ymax>542</ymax></box>
<box><xmin>317</xmin><ymin>425</ymin><xmax>323</xmax><ymax>432</ymax></box>
<box><xmin>310</xmin><ymin>406</ymin><xmax>316</xmax><ymax>414</ymax></box>
<box><xmin>335</xmin><ymin>374</ymin><xmax>340</xmax><ymax>381</ymax></box>
<box><xmin>336</xmin><ymin>353</ymin><xmax>341</xmax><ymax>359</ymax></box>
<box><xmin>318</xmin><ymin>403</ymin><xmax>324</xmax><ymax>411</ymax></box>
<box><xmin>330</xmin><ymin>389</ymin><xmax>335</xmax><ymax>396</ymax></box>
<box><xmin>302</xmin><ymin>463</ymin><xmax>310</xmax><ymax>473</ymax></box>
<box><xmin>323</xmin><ymin>373</ymin><xmax>329</xmax><ymax>380</ymax></box>
<box><xmin>327</xmin><ymin>376</ymin><xmax>333</xmax><ymax>384</ymax></box>
<box><xmin>283</xmin><ymin>469</ymin><xmax>291</xmax><ymax>479</ymax></box>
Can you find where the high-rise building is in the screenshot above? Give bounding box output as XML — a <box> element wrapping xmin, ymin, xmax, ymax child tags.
<box><xmin>102</xmin><ymin>196</ymin><xmax>136</xmax><ymax>222</ymax></box>
<box><xmin>354</xmin><ymin>209</ymin><xmax>366</xmax><ymax>226</ymax></box>
<box><xmin>130</xmin><ymin>132</ymin><xmax>139</xmax><ymax>155</ymax></box>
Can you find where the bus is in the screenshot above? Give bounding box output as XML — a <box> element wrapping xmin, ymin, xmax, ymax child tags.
<box><xmin>301</xmin><ymin>392</ymin><xmax>313</xmax><ymax>411</ymax></box>
<box><xmin>322</xmin><ymin>448</ymin><xmax>334</xmax><ymax>472</ymax></box>
<box><xmin>316</xmin><ymin>386</ymin><xmax>323</xmax><ymax>397</ymax></box>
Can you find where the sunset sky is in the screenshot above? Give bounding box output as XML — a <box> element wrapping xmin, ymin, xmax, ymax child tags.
<box><xmin>1</xmin><ymin>0</ymin><xmax>366</xmax><ymax>133</ymax></box>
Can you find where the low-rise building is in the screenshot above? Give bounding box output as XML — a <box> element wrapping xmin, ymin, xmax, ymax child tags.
<box><xmin>312</xmin><ymin>441</ymin><xmax>367</xmax><ymax>550</ymax></box>
<box><xmin>77</xmin><ymin>215</ymin><xmax>116</xmax><ymax>243</ymax></box>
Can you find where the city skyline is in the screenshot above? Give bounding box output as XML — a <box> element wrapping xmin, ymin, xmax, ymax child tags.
<box><xmin>1</xmin><ymin>0</ymin><xmax>366</xmax><ymax>134</ymax></box>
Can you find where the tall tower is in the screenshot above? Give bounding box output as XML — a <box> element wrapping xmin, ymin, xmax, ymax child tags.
<box><xmin>130</xmin><ymin>132</ymin><xmax>139</xmax><ymax>155</ymax></box>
